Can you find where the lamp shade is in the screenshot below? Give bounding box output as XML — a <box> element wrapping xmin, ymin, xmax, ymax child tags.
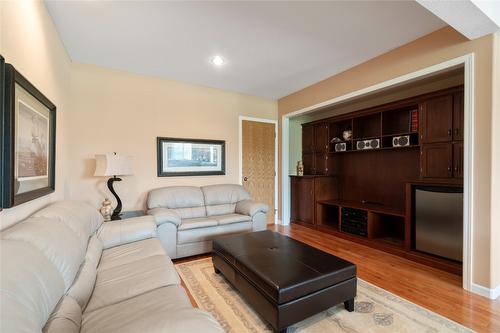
<box><xmin>94</xmin><ymin>153</ymin><xmax>133</xmax><ymax>177</ymax></box>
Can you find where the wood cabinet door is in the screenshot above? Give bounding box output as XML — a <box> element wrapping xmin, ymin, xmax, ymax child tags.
<box><xmin>421</xmin><ymin>143</ymin><xmax>453</xmax><ymax>179</ymax></box>
<box><xmin>313</xmin><ymin>123</ymin><xmax>329</xmax><ymax>153</ymax></box>
<box><xmin>314</xmin><ymin>153</ymin><xmax>327</xmax><ymax>175</ymax></box>
<box><xmin>290</xmin><ymin>177</ymin><xmax>314</xmax><ymax>224</ymax></box>
<box><xmin>302</xmin><ymin>153</ymin><xmax>315</xmax><ymax>175</ymax></box>
<box><xmin>453</xmin><ymin>142</ymin><xmax>464</xmax><ymax>178</ymax></box>
<box><xmin>421</xmin><ymin>95</ymin><xmax>453</xmax><ymax>143</ymax></box>
<box><xmin>302</xmin><ymin>125</ymin><xmax>314</xmax><ymax>153</ymax></box>
<box><xmin>453</xmin><ymin>91</ymin><xmax>464</xmax><ymax>141</ymax></box>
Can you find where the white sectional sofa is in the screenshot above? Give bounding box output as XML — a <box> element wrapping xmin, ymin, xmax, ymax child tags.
<box><xmin>147</xmin><ymin>184</ymin><xmax>269</xmax><ymax>259</ymax></box>
<box><xmin>0</xmin><ymin>201</ymin><xmax>223</xmax><ymax>333</ymax></box>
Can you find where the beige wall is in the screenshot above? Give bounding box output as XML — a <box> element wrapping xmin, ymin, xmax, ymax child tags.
<box><xmin>0</xmin><ymin>1</ymin><xmax>72</xmax><ymax>230</ymax></box>
<box><xmin>278</xmin><ymin>27</ymin><xmax>496</xmax><ymax>289</ymax></box>
<box><xmin>68</xmin><ymin>63</ymin><xmax>277</xmax><ymax>211</ymax></box>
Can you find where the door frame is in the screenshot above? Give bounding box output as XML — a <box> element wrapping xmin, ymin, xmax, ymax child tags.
<box><xmin>239</xmin><ymin>116</ymin><xmax>279</xmax><ymax>224</ymax></box>
<box><xmin>281</xmin><ymin>54</ymin><xmax>474</xmax><ymax>292</ymax></box>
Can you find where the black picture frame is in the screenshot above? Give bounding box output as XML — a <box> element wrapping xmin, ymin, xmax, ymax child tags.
<box><xmin>157</xmin><ymin>137</ymin><xmax>225</xmax><ymax>177</ymax></box>
<box><xmin>1</xmin><ymin>63</ymin><xmax>56</xmax><ymax>208</ymax></box>
<box><xmin>0</xmin><ymin>55</ymin><xmax>5</xmax><ymax>211</ymax></box>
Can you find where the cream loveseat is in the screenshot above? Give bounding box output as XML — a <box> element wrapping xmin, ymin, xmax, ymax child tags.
<box><xmin>0</xmin><ymin>201</ymin><xmax>223</xmax><ymax>333</ymax></box>
<box><xmin>147</xmin><ymin>184</ymin><xmax>269</xmax><ymax>259</ymax></box>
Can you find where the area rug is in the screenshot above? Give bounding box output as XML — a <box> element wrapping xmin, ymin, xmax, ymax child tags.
<box><xmin>175</xmin><ymin>258</ymin><xmax>473</xmax><ymax>333</ymax></box>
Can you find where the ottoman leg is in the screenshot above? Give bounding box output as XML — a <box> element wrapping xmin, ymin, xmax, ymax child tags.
<box><xmin>344</xmin><ymin>298</ymin><xmax>354</xmax><ymax>312</ymax></box>
<box><xmin>214</xmin><ymin>267</ymin><xmax>220</xmax><ymax>274</ymax></box>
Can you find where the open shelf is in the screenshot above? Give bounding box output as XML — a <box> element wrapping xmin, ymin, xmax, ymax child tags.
<box><xmin>317</xmin><ymin>199</ymin><xmax>405</xmax><ymax>217</ymax></box>
<box><xmin>353</xmin><ymin>113</ymin><xmax>381</xmax><ymax>139</ymax></box>
<box><xmin>382</xmin><ymin>105</ymin><xmax>419</xmax><ymax>135</ymax></box>
<box><xmin>316</xmin><ymin>203</ymin><xmax>339</xmax><ymax>230</ymax></box>
<box><xmin>370</xmin><ymin>212</ymin><xmax>405</xmax><ymax>248</ymax></box>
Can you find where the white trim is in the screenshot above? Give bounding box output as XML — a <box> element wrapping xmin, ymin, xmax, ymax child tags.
<box><xmin>471</xmin><ymin>283</ymin><xmax>500</xmax><ymax>300</ymax></box>
<box><xmin>281</xmin><ymin>116</ymin><xmax>290</xmax><ymax>226</ymax></box>
<box><xmin>281</xmin><ymin>54</ymin><xmax>474</xmax><ymax>293</ymax></box>
<box><xmin>462</xmin><ymin>54</ymin><xmax>474</xmax><ymax>292</ymax></box>
<box><xmin>239</xmin><ymin>116</ymin><xmax>279</xmax><ymax>224</ymax></box>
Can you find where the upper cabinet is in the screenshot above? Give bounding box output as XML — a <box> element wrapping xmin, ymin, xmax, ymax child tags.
<box><xmin>420</xmin><ymin>95</ymin><xmax>453</xmax><ymax>143</ymax></box>
<box><xmin>419</xmin><ymin>88</ymin><xmax>464</xmax><ymax>182</ymax></box>
<box><xmin>313</xmin><ymin>123</ymin><xmax>329</xmax><ymax>153</ymax></box>
<box><xmin>301</xmin><ymin>123</ymin><xmax>329</xmax><ymax>175</ymax></box>
<box><xmin>300</xmin><ymin>86</ymin><xmax>463</xmax><ymax>182</ymax></box>
<box><xmin>302</xmin><ymin>125</ymin><xmax>314</xmax><ymax>153</ymax></box>
<box><xmin>453</xmin><ymin>90</ymin><xmax>464</xmax><ymax>141</ymax></box>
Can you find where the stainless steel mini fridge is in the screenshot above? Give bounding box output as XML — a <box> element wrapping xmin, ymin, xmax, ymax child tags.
<box><xmin>414</xmin><ymin>186</ymin><xmax>463</xmax><ymax>262</ymax></box>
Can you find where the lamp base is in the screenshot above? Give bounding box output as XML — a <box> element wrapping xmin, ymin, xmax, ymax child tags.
<box><xmin>107</xmin><ymin>176</ymin><xmax>122</xmax><ymax>218</ymax></box>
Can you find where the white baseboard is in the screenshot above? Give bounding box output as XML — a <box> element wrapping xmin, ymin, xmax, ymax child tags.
<box><xmin>471</xmin><ymin>283</ymin><xmax>500</xmax><ymax>299</ymax></box>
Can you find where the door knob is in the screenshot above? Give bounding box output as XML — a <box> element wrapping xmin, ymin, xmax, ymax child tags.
<box><xmin>243</xmin><ymin>177</ymin><xmax>248</xmax><ymax>182</ymax></box>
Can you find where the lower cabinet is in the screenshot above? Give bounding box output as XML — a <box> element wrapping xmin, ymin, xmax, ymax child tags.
<box><xmin>290</xmin><ymin>176</ymin><xmax>337</xmax><ymax>225</ymax></box>
<box><xmin>420</xmin><ymin>142</ymin><xmax>463</xmax><ymax>180</ymax></box>
<box><xmin>290</xmin><ymin>176</ymin><xmax>314</xmax><ymax>225</ymax></box>
<box><xmin>453</xmin><ymin>142</ymin><xmax>463</xmax><ymax>178</ymax></box>
<box><xmin>420</xmin><ymin>143</ymin><xmax>452</xmax><ymax>179</ymax></box>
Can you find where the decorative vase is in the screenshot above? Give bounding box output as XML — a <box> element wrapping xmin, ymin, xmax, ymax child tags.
<box><xmin>99</xmin><ymin>198</ymin><xmax>113</xmax><ymax>222</ymax></box>
<box><xmin>297</xmin><ymin>161</ymin><xmax>304</xmax><ymax>176</ymax></box>
<box><xmin>342</xmin><ymin>130</ymin><xmax>353</xmax><ymax>141</ymax></box>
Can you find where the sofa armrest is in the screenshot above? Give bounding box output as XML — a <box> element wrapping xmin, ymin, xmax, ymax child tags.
<box><xmin>147</xmin><ymin>207</ymin><xmax>181</xmax><ymax>227</ymax></box>
<box><xmin>97</xmin><ymin>215</ymin><xmax>157</xmax><ymax>249</ymax></box>
<box><xmin>235</xmin><ymin>200</ymin><xmax>269</xmax><ymax>218</ymax></box>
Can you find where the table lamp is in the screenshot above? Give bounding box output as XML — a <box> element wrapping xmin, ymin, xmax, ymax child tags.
<box><xmin>94</xmin><ymin>152</ymin><xmax>133</xmax><ymax>219</ymax></box>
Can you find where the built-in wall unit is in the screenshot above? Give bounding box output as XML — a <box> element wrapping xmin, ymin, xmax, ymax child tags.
<box><xmin>290</xmin><ymin>68</ymin><xmax>464</xmax><ymax>275</ymax></box>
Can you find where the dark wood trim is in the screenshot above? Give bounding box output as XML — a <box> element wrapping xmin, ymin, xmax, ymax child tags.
<box><xmin>156</xmin><ymin>137</ymin><xmax>226</xmax><ymax>177</ymax></box>
<box><xmin>1</xmin><ymin>63</ymin><xmax>56</xmax><ymax>208</ymax></box>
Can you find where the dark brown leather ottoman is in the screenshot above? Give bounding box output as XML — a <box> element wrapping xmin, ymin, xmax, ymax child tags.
<box><xmin>212</xmin><ymin>230</ymin><xmax>357</xmax><ymax>333</ymax></box>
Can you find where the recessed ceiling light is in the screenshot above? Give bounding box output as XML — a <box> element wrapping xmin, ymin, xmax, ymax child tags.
<box><xmin>211</xmin><ymin>55</ymin><xmax>225</xmax><ymax>66</ymax></box>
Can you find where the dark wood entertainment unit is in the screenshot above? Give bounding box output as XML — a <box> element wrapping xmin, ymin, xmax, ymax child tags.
<box><xmin>291</xmin><ymin>86</ymin><xmax>463</xmax><ymax>274</ymax></box>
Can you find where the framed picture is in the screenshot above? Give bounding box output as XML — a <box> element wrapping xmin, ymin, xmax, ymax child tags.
<box><xmin>1</xmin><ymin>63</ymin><xmax>56</xmax><ymax>208</ymax></box>
<box><xmin>157</xmin><ymin>137</ymin><xmax>225</xmax><ymax>177</ymax></box>
<box><xmin>0</xmin><ymin>56</ymin><xmax>4</xmax><ymax>210</ymax></box>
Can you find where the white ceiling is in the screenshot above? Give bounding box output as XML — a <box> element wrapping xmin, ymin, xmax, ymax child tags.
<box><xmin>45</xmin><ymin>1</ymin><xmax>447</xmax><ymax>99</ymax></box>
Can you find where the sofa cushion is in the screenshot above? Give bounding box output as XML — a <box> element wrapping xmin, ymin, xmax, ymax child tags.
<box><xmin>148</xmin><ymin>186</ymin><xmax>207</xmax><ymax>219</ymax></box>
<box><xmin>85</xmin><ymin>255</ymin><xmax>180</xmax><ymax>312</ymax></box>
<box><xmin>177</xmin><ymin>222</ymin><xmax>252</xmax><ymax>244</ymax></box>
<box><xmin>43</xmin><ymin>296</ymin><xmax>81</xmax><ymax>333</ymax></box>
<box><xmin>66</xmin><ymin>259</ymin><xmax>96</xmax><ymax>310</ymax></box>
<box><xmin>178</xmin><ymin>217</ymin><xmax>218</xmax><ymax>231</ymax></box>
<box><xmin>98</xmin><ymin>238</ymin><xmax>165</xmax><ymax>271</ymax></box>
<box><xmin>97</xmin><ymin>216</ymin><xmax>157</xmax><ymax>250</ymax></box>
<box><xmin>82</xmin><ymin>285</ymin><xmax>222</xmax><ymax>333</ymax></box>
<box><xmin>32</xmin><ymin>201</ymin><xmax>103</xmax><ymax>250</ymax></box>
<box><xmin>202</xmin><ymin>184</ymin><xmax>250</xmax><ymax>216</ymax></box>
<box><xmin>85</xmin><ymin>235</ymin><xmax>103</xmax><ymax>269</ymax></box>
<box><xmin>205</xmin><ymin>203</ymin><xmax>236</xmax><ymax>216</ymax></box>
<box><xmin>212</xmin><ymin>213</ymin><xmax>252</xmax><ymax>225</ymax></box>
<box><xmin>2</xmin><ymin>217</ymin><xmax>86</xmax><ymax>291</ymax></box>
<box><xmin>0</xmin><ymin>240</ymin><xmax>66</xmax><ymax>333</ymax></box>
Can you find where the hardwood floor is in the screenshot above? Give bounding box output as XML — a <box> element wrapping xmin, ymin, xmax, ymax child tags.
<box><xmin>175</xmin><ymin>224</ymin><xmax>500</xmax><ymax>332</ymax></box>
<box><xmin>271</xmin><ymin>224</ymin><xmax>500</xmax><ymax>333</ymax></box>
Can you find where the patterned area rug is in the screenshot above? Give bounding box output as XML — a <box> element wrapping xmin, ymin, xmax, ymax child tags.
<box><xmin>175</xmin><ymin>258</ymin><xmax>474</xmax><ymax>333</ymax></box>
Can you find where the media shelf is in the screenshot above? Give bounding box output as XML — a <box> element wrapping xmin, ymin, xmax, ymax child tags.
<box><xmin>316</xmin><ymin>199</ymin><xmax>406</xmax><ymax>250</ymax></box>
<box><xmin>296</xmin><ymin>86</ymin><xmax>464</xmax><ymax>275</ymax></box>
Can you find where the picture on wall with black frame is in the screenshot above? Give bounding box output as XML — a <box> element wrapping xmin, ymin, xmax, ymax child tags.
<box><xmin>1</xmin><ymin>62</ymin><xmax>56</xmax><ymax>208</ymax></box>
<box><xmin>157</xmin><ymin>137</ymin><xmax>225</xmax><ymax>177</ymax></box>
